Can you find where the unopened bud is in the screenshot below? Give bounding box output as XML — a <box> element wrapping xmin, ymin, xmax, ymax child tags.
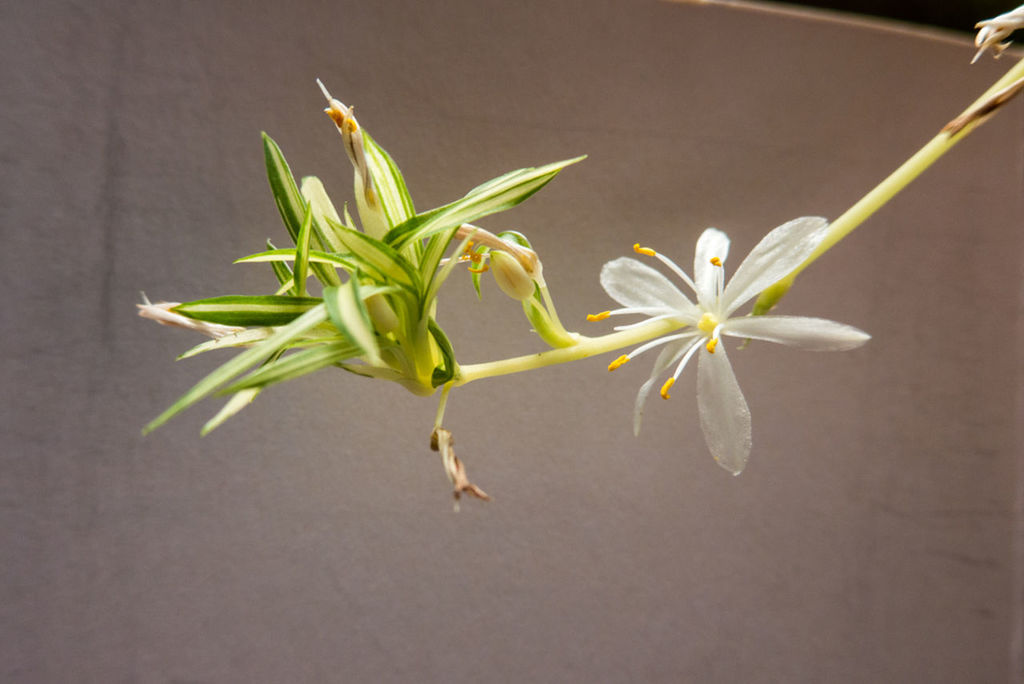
<box><xmin>489</xmin><ymin>250</ymin><xmax>536</xmax><ymax>301</ymax></box>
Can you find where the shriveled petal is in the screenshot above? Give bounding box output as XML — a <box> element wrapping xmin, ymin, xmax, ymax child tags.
<box><xmin>697</xmin><ymin>345</ymin><xmax>751</xmax><ymax>475</ymax></box>
<box><xmin>633</xmin><ymin>336</ymin><xmax>699</xmax><ymax>436</ymax></box>
<box><xmin>722</xmin><ymin>315</ymin><xmax>870</xmax><ymax>351</ymax></box>
<box><xmin>693</xmin><ymin>228</ymin><xmax>729</xmax><ymax>308</ymax></box>
<box><xmin>721</xmin><ymin>217</ymin><xmax>829</xmax><ymax>314</ymax></box>
<box><xmin>601</xmin><ymin>257</ymin><xmax>696</xmax><ymax>314</ymax></box>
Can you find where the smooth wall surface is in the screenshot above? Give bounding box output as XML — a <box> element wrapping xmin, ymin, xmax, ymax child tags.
<box><xmin>3</xmin><ymin>1</ymin><xmax>1022</xmax><ymax>681</ymax></box>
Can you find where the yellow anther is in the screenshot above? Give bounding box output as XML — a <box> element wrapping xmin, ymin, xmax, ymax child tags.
<box><xmin>633</xmin><ymin>243</ymin><xmax>656</xmax><ymax>257</ymax></box>
<box><xmin>468</xmin><ymin>264</ymin><xmax>489</xmax><ymax>274</ymax></box>
<box><xmin>706</xmin><ymin>338</ymin><xmax>719</xmax><ymax>354</ymax></box>
<box><xmin>608</xmin><ymin>355</ymin><xmax>630</xmax><ymax>372</ymax></box>
<box><xmin>710</xmin><ymin>256</ymin><xmax>722</xmax><ymax>267</ymax></box>
<box><xmin>660</xmin><ymin>377</ymin><xmax>674</xmax><ymax>400</ymax></box>
<box><xmin>587</xmin><ymin>311</ymin><xmax>611</xmax><ymax>322</ymax></box>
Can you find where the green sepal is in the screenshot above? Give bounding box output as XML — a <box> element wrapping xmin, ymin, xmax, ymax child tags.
<box><xmin>173</xmin><ymin>295</ymin><xmax>324</xmax><ymax>327</ymax></box>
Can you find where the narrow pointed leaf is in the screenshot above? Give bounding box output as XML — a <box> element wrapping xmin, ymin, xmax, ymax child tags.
<box><xmin>220</xmin><ymin>342</ymin><xmax>359</xmax><ymax>393</ymax></box>
<box><xmin>265</xmin><ymin>239</ymin><xmax>294</xmax><ymax>292</ymax></box>
<box><xmin>384</xmin><ymin>156</ymin><xmax>584</xmax><ymax>252</ymax></box>
<box><xmin>293</xmin><ymin>203</ymin><xmax>313</xmax><ymax>296</ymax></box>
<box><xmin>178</xmin><ymin>328</ymin><xmax>273</xmax><ymax>360</ymax></box>
<box><xmin>173</xmin><ymin>295</ymin><xmax>323</xmax><ymax>326</ymax></box>
<box><xmin>324</xmin><ymin>281</ymin><xmax>382</xmax><ymax>365</ymax></box>
<box><xmin>201</xmin><ymin>388</ymin><xmax>261</xmax><ymax>436</ymax></box>
<box><xmin>262</xmin><ymin>133</ymin><xmax>340</xmax><ymax>286</ymax></box>
<box><xmin>235</xmin><ymin>248</ymin><xmax>360</xmax><ymax>274</ymax></box>
<box><xmin>363</xmin><ymin>132</ymin><xmax>415</xmax><ymax>228</ymax></box>
<box><xmin>143</xmin><ymin>304</ymin><xmax>329</xmax><ymax>434</ymax></box>
<box><xmin>300</xmin><ymin>176</ymin><xmax>346</xmax><ymax>253</ymax></box>
<box><xmin>324</xmin><ymin>216</ymin><xmax>421</xmax><ymax>290</ymax></box>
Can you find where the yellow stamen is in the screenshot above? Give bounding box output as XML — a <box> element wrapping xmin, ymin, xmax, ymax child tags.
<box><xmin>710</xmin><ymin>256</ymin><xmax>722</xmax><ymax>267</ymax></box>
<box><xmin>660</xmin><ymin>377</ymin><xmax>674</xmax><ymax>400</ymax></box>
<box><xmin>633</xmin><ymin>243</ymin><xmax>656</xmax><ymax>257</ymax></box>
<box><xmin>608</xmin><ymin>354</ymin><xmax>630</xmax><ymax>372</ymax></box>
<box><xmin>468</xmin><ymin>264</ymin><xmax>489</xmax><ymax>274</ymax></box>
<box><xmin>706</xmin><ymin>338</ymin><xmax>719</xmax><ymax>354</ymax></box>
<box><xmin>587</xmin><ymin>311</ymin><xmax>611</xmax><ymax>322</ymax></box>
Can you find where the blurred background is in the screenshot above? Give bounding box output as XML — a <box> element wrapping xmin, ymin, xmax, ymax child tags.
<box><xmin>3</xmin><ymin>1</ymin><xmax>1022</xmax><ymax>682</ymax></box>
<box><xmin>792</xmin><ymin>0</ymin><xmax>1009</xmax><ymax>31</ymax></box>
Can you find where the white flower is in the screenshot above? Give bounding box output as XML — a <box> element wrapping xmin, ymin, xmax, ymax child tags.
<box><xmin>973</xmin><ymin>5</ymin><xmax>1024</xmax><ymax>63</ymax></box>
<box><xmin>597</xmin><ymin>217</ymin><xmax>870</xmax><ymax>475</ymax></box>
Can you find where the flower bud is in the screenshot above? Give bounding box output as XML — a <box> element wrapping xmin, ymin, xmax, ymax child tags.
<box><xmin>489</xmin><ymin>250</ymin><xmax>536</xmax><ymax>301</ymax></box>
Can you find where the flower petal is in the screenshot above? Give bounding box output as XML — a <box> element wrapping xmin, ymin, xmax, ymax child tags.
<box><xmin>693</xmin><ymin>228</ymin><xmax>730</xmax><ymax>308</ymax></box>
<box><xmin>697</xmin><ymin>345</ymin><xmax>751</xmax><ymax>475</ymax></box>
<box><xmin>601</xmin><ymin>257</ymin><xmax>696</xmax><ymax>314</ymax></box>
<box><xmin>722</xmin><ymin>315</ymin><xmax>870</xmax><ymax>351</ymax></box>
<box><xmin>633</xmin><ymin>336</ymin><xmax>699</xmax><ymax>436</ymax></box>
<box><xmin>721</xmin><ymin>217</ymin><xmax>829</xmax><ymax>314</ymax></box>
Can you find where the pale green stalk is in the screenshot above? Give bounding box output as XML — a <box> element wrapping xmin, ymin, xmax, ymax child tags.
<box><xmin>754</xmin><ymin>56</ymin><xmax>1024</xmax><ymax>313</ymax></box>
<box><xmin>455</xmin><ymin>318</ymin><xmax>685</xmax><ymax>384</ymax></box>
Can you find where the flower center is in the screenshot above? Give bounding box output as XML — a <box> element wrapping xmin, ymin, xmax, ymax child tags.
<box><xmin>697</xmin><ymin>312</ymin><xmax>718</xmax><ymax>336</ymax></box>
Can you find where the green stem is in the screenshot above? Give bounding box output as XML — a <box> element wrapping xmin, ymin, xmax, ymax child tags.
<box><xmin>434</xmin><ymin>382</ymin><xmax>452</xmax><ymax>429</ymax></box>
<box><xmin>455</xmin><ymin>318</ymin><xmax>686</xmax><ymax>385</ymax></box>
<box><xmin>754</xmin><ymin>56</ymin><xmax>1024</xmax><ymax>314</ymax></box>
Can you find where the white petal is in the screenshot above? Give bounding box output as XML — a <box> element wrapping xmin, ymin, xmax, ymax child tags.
<box><xmin>722</xmin><ymin>315</ymin><xmax>871</xmax><ymax>351</ymax></box>
<box><xmin>693</xmin><ymin>228</ymin><xmax>729</xmax><ymax>308</ymax></box>
<box><xmin>697</xmin><ymin>345</ymin><xmax>751</xmax><ymax>475</ymax></box>
<box><xmin>633</xmin><ymin>337</ymin><xmax>698</xmax><ymax>436</ymax></box>
<box><xmin>721</xmin><ymin>217</ymin><xmax>829</xmax><ymax>314</ymax></box>
<box><xmin>601</xmin><ymin>257</ymin><xmax>696</xmax><ymax>313</ymax></box>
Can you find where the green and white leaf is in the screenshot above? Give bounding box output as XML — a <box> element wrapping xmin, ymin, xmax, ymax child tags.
<box><xmin>384</xmin><ymin>156</ymin><xmax>584</xmax><ymax>253</ymax></box>
<box><xmin>178</xmin><ymin>327</ymin><xmax>273</xmax><ymax>360</ymax></box>
<box><xmin>219</xmin><ymin>342</ymin><xmax>359</xmax><ymax>393</ymax></box>
<box><xmin>235</xmin><ymin>248</ymin><xmax>360</xmax><ymax>274</ymax></box>
<box><xmin>324</xmin><ymin>280</ymin><xmax>381</xmax><ymax>365</ymax></box>
<box><xmin>300</xmin><ymin>176</ymin><xmax>346</xmax><ymax>253</ymax></box>
<box><xmin>363</xmin><ymin>132</ymin><xmax>415</xmax><ymax>228</ymax></box>
<box><xmin>173</xmin><ymin>295</ymin><xmax>324</xmax><ymax>327</ymax></box>
<box><xmin>144</xmin><ymin>304</ymin><xmax>330</xmax><ymax>434</ymax></box>
<box><xmin>201</xmin><ymin>388</ymin><xmax>261</xmax><ymax>436</ymax></box>
<box><xmin>324</xmin><ymin>216</ymin><xmax>421</xmax><ymax>291</ymax></box>
<box><xmin>262</xmin><ymin>133</ymin><xmax>340</xmax><ymax>286</ymax></box>
<box><xmin>293</xmin><ymin>203</ymin><xmax>313</xmax><ymax>296</ymax></box>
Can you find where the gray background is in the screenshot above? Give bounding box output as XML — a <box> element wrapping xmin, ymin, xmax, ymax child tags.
<box><xmin>3</xmin><ymin>0</ymin><xmax>1023</xmax><ymax>682</ymax></box>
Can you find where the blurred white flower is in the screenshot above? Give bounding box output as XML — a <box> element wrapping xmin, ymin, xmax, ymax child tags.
<box><xmin>973</xmin><ymin>5</ymin><xmax>1024</xmax><ymax>63</ymax></box>
<box><xmin>597</xmin><ymin>217</ymin><xmax>870</xmax><ymax>475</ymax></box>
